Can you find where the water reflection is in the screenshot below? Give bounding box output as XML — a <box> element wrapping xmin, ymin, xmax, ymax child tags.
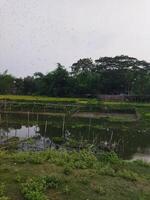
<box><xmin>0</xmin><ymin>113</ymin><xmax>150</xmax><ymax>162</ymax></box>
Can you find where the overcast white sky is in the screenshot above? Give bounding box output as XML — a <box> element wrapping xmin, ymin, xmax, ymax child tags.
<box><xmin>0</xmin><ymin>0</ymin><xmax>150</xmax><ymax>77</ymax></box>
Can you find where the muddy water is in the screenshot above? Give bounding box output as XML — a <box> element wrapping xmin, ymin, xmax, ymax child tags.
<box><xmin>0</xmin><ymin>112</ymin><xmax>150</xmax><ymax>162</ymax></box>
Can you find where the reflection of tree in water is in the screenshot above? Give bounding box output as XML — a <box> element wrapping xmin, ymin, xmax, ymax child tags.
<box><xmin>0</xmin><ymin>113</ymin><xmax>150</xmax><ymax>160</ymax></box>
<box><xmin>38</xmin><ymin>122</ymin><xmax>150</xmax><ymax>159</ymax></box>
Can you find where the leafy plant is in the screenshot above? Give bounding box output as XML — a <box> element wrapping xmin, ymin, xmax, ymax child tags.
<box><xmin>21</xmin><ymin>175</ymin><xmax>62</xmax><ymax>200</ymax></box>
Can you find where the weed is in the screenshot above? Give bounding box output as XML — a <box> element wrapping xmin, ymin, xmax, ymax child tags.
<box><xmin>117</xmin><ymin>169</ymin><xmax>139</xmax><ymax>181</ymax></box>
<box><xmin>0</xmin><ymin>184</ymin><xmax>9</xmax><ymax>200</ymax></box>
<box><xmin>133</xmin><ymin>160</ymin><xmax>150</xmax><ymax>168</ymax></box>
<box><xmin>63</xmin><ymin>185</ymin><xmax>70</xmax><ymax>195</ymax></box>
<box><xmin>14</xmin><ymin>174</ymin><xmax>22</xmax><ymax>183</ymax></box>
<box><xmin>98</xmin><ymin>165</ymin><xmax>116</xmax><ymax>176</ymax></box>
<box><xmin>21</xmin><ymin>175</ymin><xmax>62</xmax><ymax>200</ymax></box>
<box><xmin>98</xmin><ymin>151</ymin><xmax>121</xmax><ymax>164</ymax></box>
<box><xmin>91</xmin><ymin>183</ymin><xmax>106</xmax><ymax>195</ymax></box>
<box><xmin>63</xmin><ymin>165</ymin><xmax>72</xmax><ymax>175</ymax></box>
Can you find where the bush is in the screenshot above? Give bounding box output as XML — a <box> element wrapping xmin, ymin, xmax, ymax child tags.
<box><xmin>98</xmin><ymin>151</ymin><xmax>121</xmax><ymax>164</ymax></box>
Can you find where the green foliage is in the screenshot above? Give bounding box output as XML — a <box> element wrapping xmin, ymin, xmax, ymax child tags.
<box><xmin>0</xmin><ymin>149</ymin><xmax>150</xmax><ymax>200</ymax></box>
<box><xmin>63</xmin><ymin>185</ymin><xmax>71</xmax><ymax>195</ymax></box>
<box><xmin>63</xmin><ymin>165</ymin><xmax>72</xmax><ymax>175</ymax></box>
<box><xmin>0</xmin><ymin>184</ymin><xmax>9</xmax><ymax>200</ymax></box>
<box><xmin>0</xmin><ymin>55</ymin><xmax>150</xmax><ymax>96</ymax></box>
<box><xmin>21</xmin><ymin>175</ymin><xmax>62</xmax><ymax>200</ymax></box>
<box><xmin>0</xmin><ymin>151</ymin><xmax>7</xmax><ymax>159</ymax></box>
<box><xmin>12</xmin><ymin>149</ymin><xmax>97</xmax><ymax>169</ymax></box>
<box><xmin>117</xmin><ymin>169</ymin><xmax>139</xmax><ymax>181</ymax></box>
<box><xmin>91</xmin><ymin>183</ymin><xmax>106</xmax><ymax>195</ymax></box>
<box><xmin>0</xmin><ymin>197</ymin><xmax>9</xmax><ymax>200</ymax></box>
<box><xmin>52</xmin><ymin>136</ymin><xmax>65</xmax><ymax>144</ymax></box>
<box><xmin>98</xmin><ymin>165</ymin><xmax>116</xmax><ymax>176</ymax></box>
<box><xmin>12</xmin><ymin>152</ymin><xmax>45</xmax><ymax>164</ymax></box>
<box><xmin>133</xmin><ymin>160</ymin><xmax>150</xmax><ymax>168</ymax></box>
<box><xmin>0</xmin><ymin>184</ymin><xmax>5</xmax><ymax>197</ymax></box>
<box><xmin>98</xmin><ymin>151</ymin><xmax>121</xmax><ymax>164</ymax></box>
<box><xmin>14</xmin><ymin>175</ymin><xmax>22</xmax><ymax>183</ymax></box>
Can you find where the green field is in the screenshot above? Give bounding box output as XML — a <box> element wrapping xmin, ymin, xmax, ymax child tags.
<box><xmin>0</xmin><ymin>95</ymin><xmax>87</xmax><ymax>104</ymax></box>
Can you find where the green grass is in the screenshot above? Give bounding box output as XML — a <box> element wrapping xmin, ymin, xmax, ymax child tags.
<box><xmin>0</xmin><ymin>150</ymin><xmax>150</xmax><ymax>200</ymax></box>
<box><xmin>0</xmin><ymin>95</ymin><xmax>87</xmax><ymax>104</ymax></box>
<box><xmin>0</xmin><ymin>95</ymin><xmax>150</xmax><ymax>106</ymax></box>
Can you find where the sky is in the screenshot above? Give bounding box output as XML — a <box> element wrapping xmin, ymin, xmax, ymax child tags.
<box><xmin>0</xmin><ymin>0</ymin><xmax>150</xmax><ymax>77</ymax></box>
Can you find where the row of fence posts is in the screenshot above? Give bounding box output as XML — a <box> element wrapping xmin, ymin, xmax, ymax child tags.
<box><xmin>0</xmin><ymin>107</ymin><xmax>95</xmax><ymax>150</ymax></box>
<box><xmin>0</xmin><ymin>111</ymin><xmax>91</xmax><ymax>148</ymax></box>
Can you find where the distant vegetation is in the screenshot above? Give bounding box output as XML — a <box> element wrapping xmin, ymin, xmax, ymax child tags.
<box><xmin>0</xmin><ymin>55</ymin><xmax>150</xmax><ymax>97</ymax></box>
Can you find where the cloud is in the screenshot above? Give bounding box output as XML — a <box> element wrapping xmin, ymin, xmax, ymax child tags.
<box><xmin>0</xmin><ymin>0</ymin><xmax>150</xmax><ymax>77</ymax></box>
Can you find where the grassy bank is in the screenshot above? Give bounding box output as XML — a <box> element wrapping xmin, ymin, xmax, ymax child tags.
<box><xmin>0</xmin><ymin>150</ymin><xmax>150</xmax><ymax>200</ymax></box>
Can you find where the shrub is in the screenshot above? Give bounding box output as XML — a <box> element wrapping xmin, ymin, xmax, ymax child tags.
<box><xmin>98</xmin><ymin>151</ymin><xmax>121</xmax><ymax>164</ymax></box>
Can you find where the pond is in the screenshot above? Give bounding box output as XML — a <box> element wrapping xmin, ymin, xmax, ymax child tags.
<box><xmin>0</xmin><ymin>112</ymin><xmax>150</xmax><ymax>162</ymax></box>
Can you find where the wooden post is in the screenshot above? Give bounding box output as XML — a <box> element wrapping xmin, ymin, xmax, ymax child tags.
<box><xmin>6</xmin><ymin>114</ymin><xmax>8</xmax><ymax>141</ymax></box>
<box><xmin>15</xmin><ymin>129</ymin><xmax>17</xmax><ymax>137</ymax></box>
<box><xmin>4</xmin><ymin>100</ymin><xmax>7</xmax><ymax>111</ymax></box>
<box><xmin>62</xmin><ymin>114</ymin><xmax>65</xmax><ymax>136</ymax></box>
<box><xmin>44</xmin><ymin>120</ymin><xmax>48</xmax><ymax>149</ymax></box>
<box><xmin>27</xmin><ymin>112</ymin><xmax>30</xmax><ymax>138</ymax></box>
<box><xmin>35</xmin><ymin>114</ymin><xmax>39</xmax><ymax>133</ymax></box>
<box><xmin>88</xmin><ymin>118</ymin><xmax>92</xmax><ymax>134</ymax></box>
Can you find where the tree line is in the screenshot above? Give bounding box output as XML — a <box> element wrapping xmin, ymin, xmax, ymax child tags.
<box><xmin>0</xmin><ymin>55</ymin><xmax>150</xmax><ymax>97</ymax></box>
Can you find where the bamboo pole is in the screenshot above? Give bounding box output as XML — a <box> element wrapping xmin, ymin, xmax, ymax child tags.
<box><xmin>27</xmin><ymin>112</ymin><xmax>30</xmax><ymax>138</ymax></box>
<box><xmin>44</xmin><ymin>120</ymin><xmax>48</xmax><ymax>149</ymax></box>
<box><xmin>62</xmin><ymin>114</ymin><xmax>65</xmax><ymax>136</ymax></box>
